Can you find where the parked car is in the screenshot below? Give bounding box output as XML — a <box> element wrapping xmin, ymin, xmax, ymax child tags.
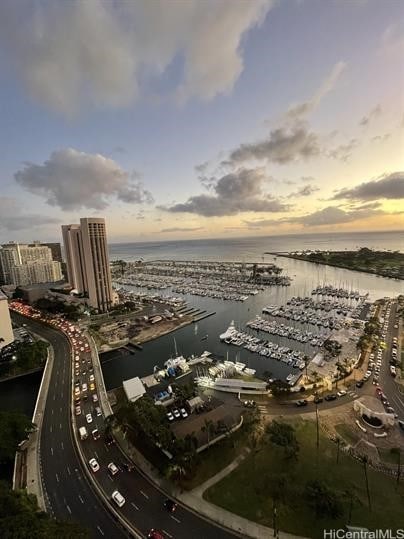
<box><xmin>325</xmin><ymin>394</ymin><xmax>337</xmax><ymax>401</ymax></box>
<box><xmin>355</xmin><ymin>380</ymin><xmax>364</xmax><ymax>388</ymax></box>
<box><xmin>337</xmin><ymin>390</ymin><xmax>347</xmax><ymax>397</ymax></box>
<box><xmin>180</xmin><ymin>408</ymin><xmax>188</xmax><ymax>418</ymax></box>
<box><xmin>166</xmin><ymin>412</ymin><xmax>174</xmax><ymax>422</ymax></box>
<box><xmin>75</xmin><ymin>405</ymin><xmax>81</xmax><ymax>415</ymax></box>
<box><xmin>86</xmin><ymin>413</ymin><xmax>93</xmax><ymax>424</ymax></box>
<box><xmin>398</xmin><ymin>420</ymin><xmax>404</xmax><ymax>432</ymax></box>
<box><xmin>92</xmin><ymin>429</ymin><xmax>100</xmax><ymax>440</ymax></box>
<box><xmin>295</xmin><ymin>399</ymin><xmax>308</xmax><ymax>407</ymax></box>
<box><xmin>173</xmin><ymin>409</ymin><xmax>180</xmax><ymax>419</ymax></box>
<box><xmin>314</xmin><ymin>396</ymin><xmax>323</xmax><ymax>404</ymax></box>
<box><xmin>148</xmin><ymin>531</ymin><xmax>164</xmax><ymax>539</ymax></box>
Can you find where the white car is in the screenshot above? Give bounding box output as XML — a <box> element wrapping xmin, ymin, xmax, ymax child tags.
<box><xmin>86</xmin><ymin>413</ymin><xmax>93</xmax><ymax>424</ymax></box>
<box><xmin>92</xmin><ymin>394</ymin><xmax>98</xmax><ymax>403</ymax></box>
<box><xmin>108</xmin><ymin>462</ymin><xmax>119</xmax><ymax>475</ymax></box>
<box><xmin>89</xmin><ymin>374</ymin><xmax>95</xmax><ymax>382</ymax></box>
<box><xmin>337</xmin><ymin>390</ymin><xmax>347</xmax><ymax>397</ymax></box>
<box><xmin>180</xmin><ymin>408</ymin><xmax>188</xmax><ymax>418</ymax></box>
<box><xmin>112</xmin><ymin>490</ymin><xmax>125</xmax><ymax>507</ymax></box>
<box><xmin>89</xmin><ymin>458</ymin><xmax>100</xmax><ymax>472</ymax></box>
<box><xmin>82</xmin><ymin>383</ymin><xmax>88</xmax><ymax>392</ymax></box>
<box><xmin>166</xmin><ymin>412</ymin><xmax>174</xmax><ymax>422</ymax></box>
<box><xmin>95</xmin><ymin>406</ymin><xmax>102</xmax><ymax>417</ymax></box>
<box><xmin>173</xmin><ymin>409</ymin><xmax>180</xmax><ymax>419</ymax></box>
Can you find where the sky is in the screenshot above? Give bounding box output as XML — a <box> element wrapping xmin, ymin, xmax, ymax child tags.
<box><xmin>0</xmin><ymin>0</ymin><xmax>403</xmax><ymax>244</ymax></box>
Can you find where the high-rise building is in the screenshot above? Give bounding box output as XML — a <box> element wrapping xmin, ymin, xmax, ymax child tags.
<box><xmin>0</xmin><ymin>243</ymin><xmax>63</xmax><ymax>286</ymax></box>
<box><xmin>0</xmin><ymin>291</ymin><xmax>14</xmax><ymax>350</ymax></box>
<box><xmin>61</xmin><ymin>218</ymin><xmax>113</xmax><ymax>312</ymax></box>
<box><xmin>29</xmin><ymin>241</ymin><xmax>63</xmax><ymax>263</ymax></box>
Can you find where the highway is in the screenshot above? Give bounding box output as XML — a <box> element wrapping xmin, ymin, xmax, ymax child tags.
<box><xmin>13</xmin><ymin>313</ymin><xmax>129</xmax><ymax>538</ymax></box>
<box><xmin>14</xmin><ymin>313</ymin><xmax>238</xmax><ymax>539</ymax></box>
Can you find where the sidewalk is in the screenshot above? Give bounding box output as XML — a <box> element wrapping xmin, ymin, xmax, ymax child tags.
<box><xmin>14</xmin><ymin>345</ymin><xmax>54</xmax><ymax>511</ymax></box>
<box><xmin>84</xmin><ymin>329</ymin><xmax>113</xmax><ymax>418</ymax></box>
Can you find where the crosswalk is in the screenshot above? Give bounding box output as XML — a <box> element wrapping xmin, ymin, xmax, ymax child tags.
<box><xmin>347</xmin><ymin>390</ymin><xmax>359</xmax><ymax>399</ymax></box>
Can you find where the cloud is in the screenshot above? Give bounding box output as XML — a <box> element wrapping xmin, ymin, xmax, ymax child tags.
<box><xmin>228</xmin><ymin>125</ymin><xmax>321</xmax><ymax>165</ymax></box>
<box><xmin>159</xmin><ymin>168</ymin><xmax>290</xmax><ymax>217</ymax></box>
<box><xmin>371</xmin><ymin>133</ymin><xmax>391</xmax><ymax>143</ymax></box>
<box><xmin>287</xmin><ymin>184</ymin><xmax>319</xmax><ymax>198</ymax></box>
<box><xmin>332</xmin><ymin>171</ymin><xmax>404</xmax><ymax>201</ymax></box>
<box><xmin>327</xmin><ymin>138</ymin><xmax>358</xmax><ymax>161</ymax></box>
<box><xmin>0</xmin><ymin>0</ymin><xmax>272</xmax><ymax>114</ymax></box>
<box><xmin>359</xmin><ymin>104</ymin><xmax>382</xmax><ymax>127</ymax></box>
<box><xmin>14</xmin><ymin>148</ymin><xmax>153</xmax><ymax>211</ymax></box>
<box><xmin>289</xmin><ymin>206</ymin><xmax>383</xmax><ymax>226</ymax></box>
<box><xmin>286</xmin><ymin>61</ymin><xmax>346</xmax><ymax>121</ymax></box>
<box><xmin>0</xmin><ymin>197</ymin><xmax>61</xmax><ymax>231</ymax></box>
<box><xmin>160</xmin><ymin>227</ymin><xmax>204</xmax><ymax>233</ymax></box>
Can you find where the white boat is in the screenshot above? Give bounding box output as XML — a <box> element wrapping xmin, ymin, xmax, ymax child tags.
<box><xmin>219</xmin><ymin>321</ymin><xmax>236</xmax><ymax>341</ymax></box>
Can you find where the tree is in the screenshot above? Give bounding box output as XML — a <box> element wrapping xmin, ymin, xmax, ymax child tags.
<box><xmin>0</xmin><ymin>411</ymin><xmax>35</xmax><ymax>465</ymax></box>
<box><xmin>305</xmin><ymin>479</ymin><xmax>343</xmax><ymax>519</ymax></box>
<box><xmin>0</xmin><ymin>481</ymin><xmax>89</xmax><ymax>538</ymax></box>
<box><xmin>360</xmin><ymin>455</ymin><xmax>372</xmax><ymax>512</ymax></box>
<box><xmin>265</xmin><ymin>420</ymin><xmax>299</xmax><ymax>460</ymax></box>
<box><xmin>268</xmin><ymin>379</ymin><xmax>290</xmax><ymax>397</ymax></box>
<box><xmin>201</xmin><ymin>419</ymin><xmax>214</xmax><ymax>448</ymax></box>
<box><xmin>390</xmin><ymin>447</ymin><xmax>401</xmax><ymax>487</ymax></box>
<box><xmin>335</xmin><ymin>436</ymin><xmax>341</xmax><ymax>465</ymax></box>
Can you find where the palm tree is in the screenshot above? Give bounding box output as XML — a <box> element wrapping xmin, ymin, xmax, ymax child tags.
<box><xmin>390</xmin><ymin>447</ymin><xmax>401</xmax><ymax>487</ymax></box>
<box><xmin>360</xmin><ymin>455</ymin><xmax>372</xmax><ymax>512</ymax></box>
<box><xmin>201</xmin><ymin>419</ymin><xmax>214</xmax><ymax>448</ymax></box>
<box><xmin>335</xmin><ymin>436</ymin><xmax>341</xmax><ymax>465</ymax></box>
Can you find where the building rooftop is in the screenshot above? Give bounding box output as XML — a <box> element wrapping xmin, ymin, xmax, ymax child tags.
<box><xmin>123</xmin><ymin>376</ymin><xmax>146</xmax><ymax>402</ymax></box>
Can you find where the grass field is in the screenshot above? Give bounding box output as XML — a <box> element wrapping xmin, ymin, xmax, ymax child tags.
<box><xmin>205</xmin><ymin>418</ymin><xmax>404</xmax><ymax>538</ymax></box>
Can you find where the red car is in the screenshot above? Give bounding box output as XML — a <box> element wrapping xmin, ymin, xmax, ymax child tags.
<box><xmin>148</xmin><ymin>530</ymin><xmax>164</xmax><ymax>539</ymax></box>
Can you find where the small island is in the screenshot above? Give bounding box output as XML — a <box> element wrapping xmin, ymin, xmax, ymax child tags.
<box><xmin>271</xmin><ymin>247</ymin><xmax>404</xmax><ymax>280</ymax></box>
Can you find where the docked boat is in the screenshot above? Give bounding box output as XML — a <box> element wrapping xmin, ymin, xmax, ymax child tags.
<box><xmin>220</xmin><ymin>321</ymin><xmax>236</xmax><ymax>341</ymax></box>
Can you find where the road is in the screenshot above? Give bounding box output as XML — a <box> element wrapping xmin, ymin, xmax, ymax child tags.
<box><xmin>377</xmin><ymin>300</ymin><xmax>404</xmax><ymax>420</ymax></box>
<box><xmin>15</xmin><ymin>314</ymin><xmax>238</xmax><ymax>539</ymax></box>
<box><xmin>13</xmin><ymin>313</ymin><xmax>130</xmax><ymax>538</ymax></box>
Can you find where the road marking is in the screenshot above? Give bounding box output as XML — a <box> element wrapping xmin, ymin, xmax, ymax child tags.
<box><xmin>50</xmin><ymin>425</ymin><xmax>52</xmax><ymax>433</ymax></box>
<box><xmin>130</xmin><ymin>502</ymin><xmax>139</xmax><ymax>510</ymax></box>
<box><xmin>51</xmin><ymin>409</ymin><xmax>54</xmax><ymax>415</ymax></box>
<box><xmin>53</xmin><ymin>394</ymin><xmax>56</xmax><ymax>401</ymax></box>
<box><xmin>97</xmin><ymin>526</ymin><xmax>105</xmax><ymax>536</ymax></box>
<box><xmin>139</xmin><ymin>490</ymin><xmax>149</xmax><ymax>499</ymax></box>
<box><xmin>60</xmin><ymin>407</ymin><xmax>62</xmax><ymax>413</ymax></box>
<box><xmin>55</xmin><ymin>473</ymin><xmax>59</xmax><ymax>482</ymax></box>
<box><xmin>66</xmin><ymin>505</ymin><xmax>72</xmax><ymax>514</ymax></box>
<box><xmin>59</xmin><ymin>423</ymin><xmax>62</xmax><ymax>429</ymax></box>
<box><xmin>67</xmin><ymin>466</ymin><xmax>71</xmax><ymax>475</ymax></box>
<box><xmin>108</xmin><ymin>475</ymin><xmax>114</xmax><ymax>482</ymax></box>
<box><xmin>170</xmin><ymin>515</ymin><xmax>181</xmax><ymax>523</ymax></box>
<box><xmin>61</xmin><ymin>441</ymin><xmax>64</xmax><ymax>450</ymax></box>
<box><xmin>50</xmin><ymin>447</ymin><xmax>53</xmax><ymax>456</ymax></box>
<box><xmin>162</xmin><ymin>530</ymin><xmax>173</xmax><ymax>538</ymax></box>
<box><xmin>94</xmin><ymin>451</ymin><xmax>99</xmax><ymax>459</ymax></box>
<box><xmin>78</xmin><ymin>495</ymin><xmax>84</xmax><ymax>504</ymax></box>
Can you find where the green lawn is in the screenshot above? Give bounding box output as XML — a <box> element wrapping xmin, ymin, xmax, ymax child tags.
<box><xmin>334</xmin><ymin>423</ymin><xmax>360</xmax><ymax>446</ymax></box>
<box><xmin>205</xmin><ymin>418</ymin><xmax>404</xmax><ymax>538</ymax></box>
<box><xmin>180</xmin><ymin>426</ymin><xmax>250</xmax><ymax>490</ymax></box>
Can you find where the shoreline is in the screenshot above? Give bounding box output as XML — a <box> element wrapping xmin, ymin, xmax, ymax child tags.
<box><xmin>0</xmin><ymin>366</ymin><xmax>44</xmax><ymax>384</ymax></box>
<box><xmin>267</xmin><ymin>252</ymin><xmax>404</xmax><ymax>281</ymax></box>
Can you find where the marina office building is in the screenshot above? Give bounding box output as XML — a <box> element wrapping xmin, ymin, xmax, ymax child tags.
<box><xmin>62</xmin><ymin>217</ymin><xmax>114</xmax><ymax>313</ymax></box>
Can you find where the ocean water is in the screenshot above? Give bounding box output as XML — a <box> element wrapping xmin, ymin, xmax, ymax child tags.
<box><xmin>109</xmin><ymin>230</ymin><xmax>404</xmax><ymax>262</ymax></box>
<box><xmin>102</xmin><ymin>231</ymin><xmax>404</xmax><ymax>390</ymax></box>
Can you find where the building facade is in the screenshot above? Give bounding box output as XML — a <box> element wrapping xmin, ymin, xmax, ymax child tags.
<box><xmin>0</xmin><ymin>243</ymin><xmax>63</xmax><ymax>286</ymax></box>
<box><xmin>61</xmin><ymin>218</ymin><xmax>113</xmax><ymax>312</ymax></box>
<box><xmin>0</xmin><ymin>291</ymin><xmax>14</xmax><ymax>349</ymax></box>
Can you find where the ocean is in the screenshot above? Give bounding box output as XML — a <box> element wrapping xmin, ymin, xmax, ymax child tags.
<box><xmin>109</xmin><ymin>230</ymin><xmax>404</xmax><ymax>262</ymax></box>
<box><xmin>101</xmin><ymin>230</ymin><xmax>404</xmax><ymax>391</ymax></box>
